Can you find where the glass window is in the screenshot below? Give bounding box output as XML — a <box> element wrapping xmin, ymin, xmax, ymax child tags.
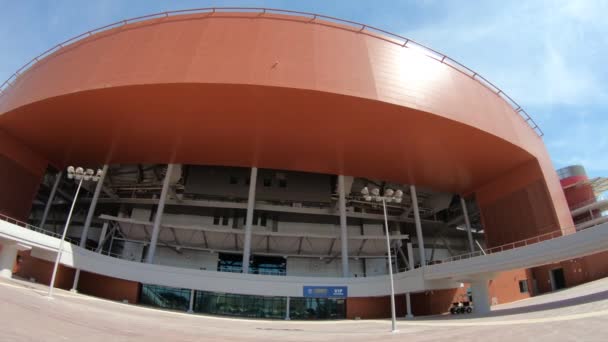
<box><xmin>140</xmin><ymin>284</ymin><xmax>191</xmax><ymax>312</ymax></box>
<box><xmin>263</xmin><ymin>178</ymin><xmax>272</xmax><ymax>187</ymax></box>
<box><xmin>193</xmin><ymin>291</ymin><xmax>286</xmax><ymax>319</ymax></box>
<box><xmin>289</xmin><ymin>297</ymin><xmax>345</xmax><ymax>320</ymax></box>
<box><xmin>519</xmin><ymin>280</ymin><xmax>529</xmax><ymax>293</ymax></box>
<box><xmin>250</xmin><ymin>256</ymin><xmax>286</xmax><ymax>276</ymax></box>
<box><xmin>229</xmin><ymin>176</ymin><xmax>238</xmax><ymax>184</ymax></box>
<box><xmin>218</xmin><ymin>253</ymin><xmax>243</xmax><ymax>273</ymax></box>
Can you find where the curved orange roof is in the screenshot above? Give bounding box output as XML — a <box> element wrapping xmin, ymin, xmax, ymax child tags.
<box><xmin>0</xmin><ymin>10</ymin><xmax>563</xmax><ymax>209</ymax></box>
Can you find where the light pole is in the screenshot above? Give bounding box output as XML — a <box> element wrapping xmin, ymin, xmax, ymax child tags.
<box><xmin>47</xmin><ymin>166</ymin><xmax>103</xmax><ymax>298</ymax></box>
<box><xmin>361</xmin><ymin>186</ymin><xmax>403</xmax><ymax>333</ymax></box>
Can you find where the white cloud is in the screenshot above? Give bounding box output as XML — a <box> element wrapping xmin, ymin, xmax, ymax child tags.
<box><xmin>397</xmin><ymin>0</ymin><xmax>608</xmax><ymax>177</ymax></box>
<box><xmin>401</xmin><ymin>0</ymin><xmax>608</xmax><ymax>108</ymax></box>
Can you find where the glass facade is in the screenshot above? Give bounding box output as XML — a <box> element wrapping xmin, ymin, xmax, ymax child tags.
<box><xmin>139</xmin><ymin>284</ymin><xmax>346</xmax><ymax>320</ymax></box>
<box><xmin>251</xmin><ymin>256</ymin><xmax>286</xmax><ymax>276</ymax></box>
<box><xmin>289</xmin><ymin>298</ymin><xmax>346</xmax><ymax>320</ymax></box>
<box><xmin>140</xmin><ymin>284</ymin><xmax>191</xmax><ymax>311</ymax></box>
<box><xmin>217</xmin><ymin>253</ymin><xmax>286</xmax><ymax>276</ymax></box>
<box><xmin>217</xmin><ymin>253</ymin><xmax>243</xmax><ymax>273</ymax></box>
<box><xmin>194</xmin><ymin>291</ymin><xmax>286</xmax><ymax>319</ymax></box>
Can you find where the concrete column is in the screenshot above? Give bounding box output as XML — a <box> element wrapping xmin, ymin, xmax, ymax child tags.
<box><xmin>72</xmin><ymin>165</ymin><xmax>109</xmax><ymax>291</ymax></box>
<box><xmin>188</xmin><ymin>289</ymin><xmax>195</xmax><ymax>313</ymax></box>
<box><xmin>0</xmin><ymin>242</ymin><xmax>18</xmax><ymax>278</ymax></box>
<box><xmin>145</xmin><ymin>163</ymin><xmax>174</xmax><ymax>264</ymax></box>
<box><xmin>39</xmin><ymin>171</ymin><xmax>63</xmax><ymax>228</ymax></box>
<box><xmin>285</xmin><ymin>296</ymin><xmax>291</xmax><ymax>320</ymax></box>
<box><xmin>410</xmin><ymin>185</ymin><xmax>426</xmax><ymax>267</ymax></box>
<box><xmin>338</xmin><ymin>175</ymin><xmax>349</xmax><ymax>277</ymax></box>
<box><xmin>242</xmin><ymin>167</ymin><xmax>258</xmax><ymax>274</ymax></box>
<box><xmin>406</xmin><ymin>242</ymin><xmax>415</xmax><ymax>270</ymax></box>
<box><xmin>471</xmin><ymin>278</ymin><xmax>491</xmax><ymax>314</ymax></box>
<box><xmin>405</xmin><ymin>292</ymin><xmax>413</xmax><ymax>319</ymax></box>
<box><xmin>460</xmin><ymin>196</ymin><xmax>475</xmax><ymax>253</ymax></box>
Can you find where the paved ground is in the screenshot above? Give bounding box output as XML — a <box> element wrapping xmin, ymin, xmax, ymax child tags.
<box><xmin>2</xmin><ymin>277</ymin><xmax>608</xmax><ymax>341</ymax></box>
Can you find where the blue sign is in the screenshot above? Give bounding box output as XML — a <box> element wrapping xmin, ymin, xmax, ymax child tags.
<box><xmin>303</xmin><ymin>286</ymin><xmax>348</xmax><ymax>298</ymax></box>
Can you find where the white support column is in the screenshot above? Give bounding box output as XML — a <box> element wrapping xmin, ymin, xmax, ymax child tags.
<box><xmin>285</xmin><ymin>296</ymin><xmax>291</xmax><ymax>320</ymax></box>
<box><xmin>406</xmin><ymin>242</ymin><xmax>415</xmax><ymax>270</ymax></box>
<box><xmin>460</xmin><ymin>196</ymin><xmax>475</xmax><ymax>253</ymax></box>
<box><xmin>405</xmin><ymin>292</ymin><xmax>413</xmax><ymax>319</ymax></box>
<box><xmin>242</xmin><ymin>167</ymin><xmax>258</xmax><ymax>274</ymax></box>
<box><xmin>0</xmin><ymin>242</ymin><xmax>18</xmax><ymax>279</ymax></box>
<box><xmin>338</xmin><ymin>175</ymin><xmax>349</xmax><ymax>277</ymax></box>
<box><xmin>40</xmin><ymin>171</ymin><xmax>63</xmax><ymax>228</ymax></box>
<box><xmin>471</xmin><ymin>277</ymin><xmax>491</xmax><ymax>314</ymax></box>
<box><xmin>410</xmin><ymin>185</ymin><xmax>426</xmax><ymax>267</ymax></box>
<box><xmin>188</xmin><ymin>289</ymin><xmax>195</xmax><ymax>313</ymax></box>
<box><xmin>145</xmin><ymin>163</ymin><xmax>174</xmax><ymax>264</ymax></box>
<box><xmin>72</xmin><ymin>165</ymin><xmax>109</xmax><ymax>291</ymax></box>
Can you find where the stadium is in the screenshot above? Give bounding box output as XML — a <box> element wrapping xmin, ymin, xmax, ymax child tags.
<box><xmin>1</xmin><ymin>8</ymin><xmax>607</xmax><ymax>320</ymax></box>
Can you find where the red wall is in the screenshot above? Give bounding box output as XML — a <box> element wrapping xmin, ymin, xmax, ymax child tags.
<box><xmin>15</xmin><ymin>252</ymin><xmax>140</xmax><ymax>303</ymax></box>
<box><xmin>476</xmin><ymin>160</ymin><xmax>563</xmax><ymax>248</ymax></box>
<box><xmin>488</xmin><ymin>269</ymin><xmax>533</xmax><ymax>303</ymax></box>
<box><xmin>347</xmin><ymin>295</ymin><xmax>407</xmax><ymax>319</ymax></box>
<box><xmin>0</xmin><ymin>130</ymin><xmax>47</xmax><ymax>221</ymax></box>
<box><xmin>15</xmin><ymin>250</ymin><xmax>75</xmax><ymax>290</ymax></box>
<box><xmin>78</xmin><ymin>271</ymin><xmax>140</xmax><ymax>304</ymax></box>
<box><xmin>346</xmin><ymin>268</ymin><xmax>532</xmax><ymax>318</ymax></box>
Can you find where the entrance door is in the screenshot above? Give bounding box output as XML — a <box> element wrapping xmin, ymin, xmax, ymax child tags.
<box><xmin>551</xmin><ymin>268</ymin><xmax>566</xmax><ymax>290</ymax></box>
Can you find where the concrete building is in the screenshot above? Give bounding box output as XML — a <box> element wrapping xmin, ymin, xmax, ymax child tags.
<box><xmin>0</xmin><ymin>9</ymin><xmax>607</xmax><ymax>320</ymax></box>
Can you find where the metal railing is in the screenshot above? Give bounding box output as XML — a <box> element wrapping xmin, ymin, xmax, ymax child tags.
<box><xmin>0</xmin><ymin>212</ymin><xmax>290</xmax><ymax>276</ymax></box>
<box><xmin>0</xmin><ymin>213</ymin><xmax>78</xmax><ymax>244</ymax></box>
<box><xmin>433</xmin><ymin>222</ymin><xmax>604</xmax><ymax>264</ymax></box>
<box><xmin>6</xmin><ymin>211</ymin><xmax>598</xmax><ymax>271</ymax></box>
<box><xmin>0</xmin><ymin>7</ymin><xmax>543</xmax><ymax>137</ymax></box>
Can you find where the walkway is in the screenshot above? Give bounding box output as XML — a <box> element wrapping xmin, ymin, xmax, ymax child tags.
<box><xmin>2</xmin><ymin>276</ymin><xmax>608</xmax><ymax>341</ymax></box>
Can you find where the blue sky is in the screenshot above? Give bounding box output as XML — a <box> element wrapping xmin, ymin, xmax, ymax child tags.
<box><xmin>1</xmin><ymin>0</ymin><xmax>606</xmax><ymax>178</ymax></box>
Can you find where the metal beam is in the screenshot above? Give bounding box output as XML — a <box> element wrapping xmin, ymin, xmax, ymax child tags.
<box><xmin>95</xmin><ymin>222</ymin><xmax>118</xmax><ymax>252</ymax></box>
<box><xmin>202</xmin><ymin>230</ymin><xmax>209</xmax><ymax>249</ymax></box>
<box><xmin>460</xmin><ymin>196</ymin><xmax>475</xmax><ymax>253</ymax></box>
<box><xmin>357</xmin><ymin>239</ymin><xmax>367</xmax><ymax>256</ymax></box>
<box><xmin>170</xmin><ymin>228</ymin><xmax>181</xmax><ymax>245</ymax></box>
<box><xmin>145</xmin><ymin>163</ymin><xmax>174</xmax><ymax>264</ymax></box>
<box><xmin>114</xmin><ymin>237</ymin><xmax>393</xmax><ymax>259</ymax></box>
<box><xmin>93</xmin><ymin>197</ymin><xmax>444</xmax><ymax>225</ymax></box>
<box><xmin>410</xmin><ymin>185</ymin><xmax>426</xmax><ymax>267</ymax></box>
<box><xmin>328</xmin><ymin>238</ymin><xmax>336</xmax><ymax>255</ymax></box>
<box><xmin>40</xmin><ymin>171</ymin><xmax>63</xmax><ymax>228</ymax></box>
<box><xmin>297</xmin><ymin>237</ymin><xmax>303</xmax><ymax>255</ymax></box>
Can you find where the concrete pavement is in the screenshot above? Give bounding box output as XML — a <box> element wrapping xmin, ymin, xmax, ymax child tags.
<box><xmin>2</xmin><ymin>276</ymin><xmax>608</xmax><ymax>341</ymax></box>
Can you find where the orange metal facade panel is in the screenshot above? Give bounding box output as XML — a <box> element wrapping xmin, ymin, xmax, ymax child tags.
<box><xmin>0</xmin><ymin>12</ymin><xmax>572</xmax><ymax>231</ymax></box>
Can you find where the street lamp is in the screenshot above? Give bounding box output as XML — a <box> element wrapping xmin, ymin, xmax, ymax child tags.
<box><xmin>47</xmin><ymin>166</ymin><xmax>103</xmax><ymax>298</ymax></box>
<box><xmin>361</xmin><ymin>186</ymin><xmax>402</xmax><ymax>333</ymax></box>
